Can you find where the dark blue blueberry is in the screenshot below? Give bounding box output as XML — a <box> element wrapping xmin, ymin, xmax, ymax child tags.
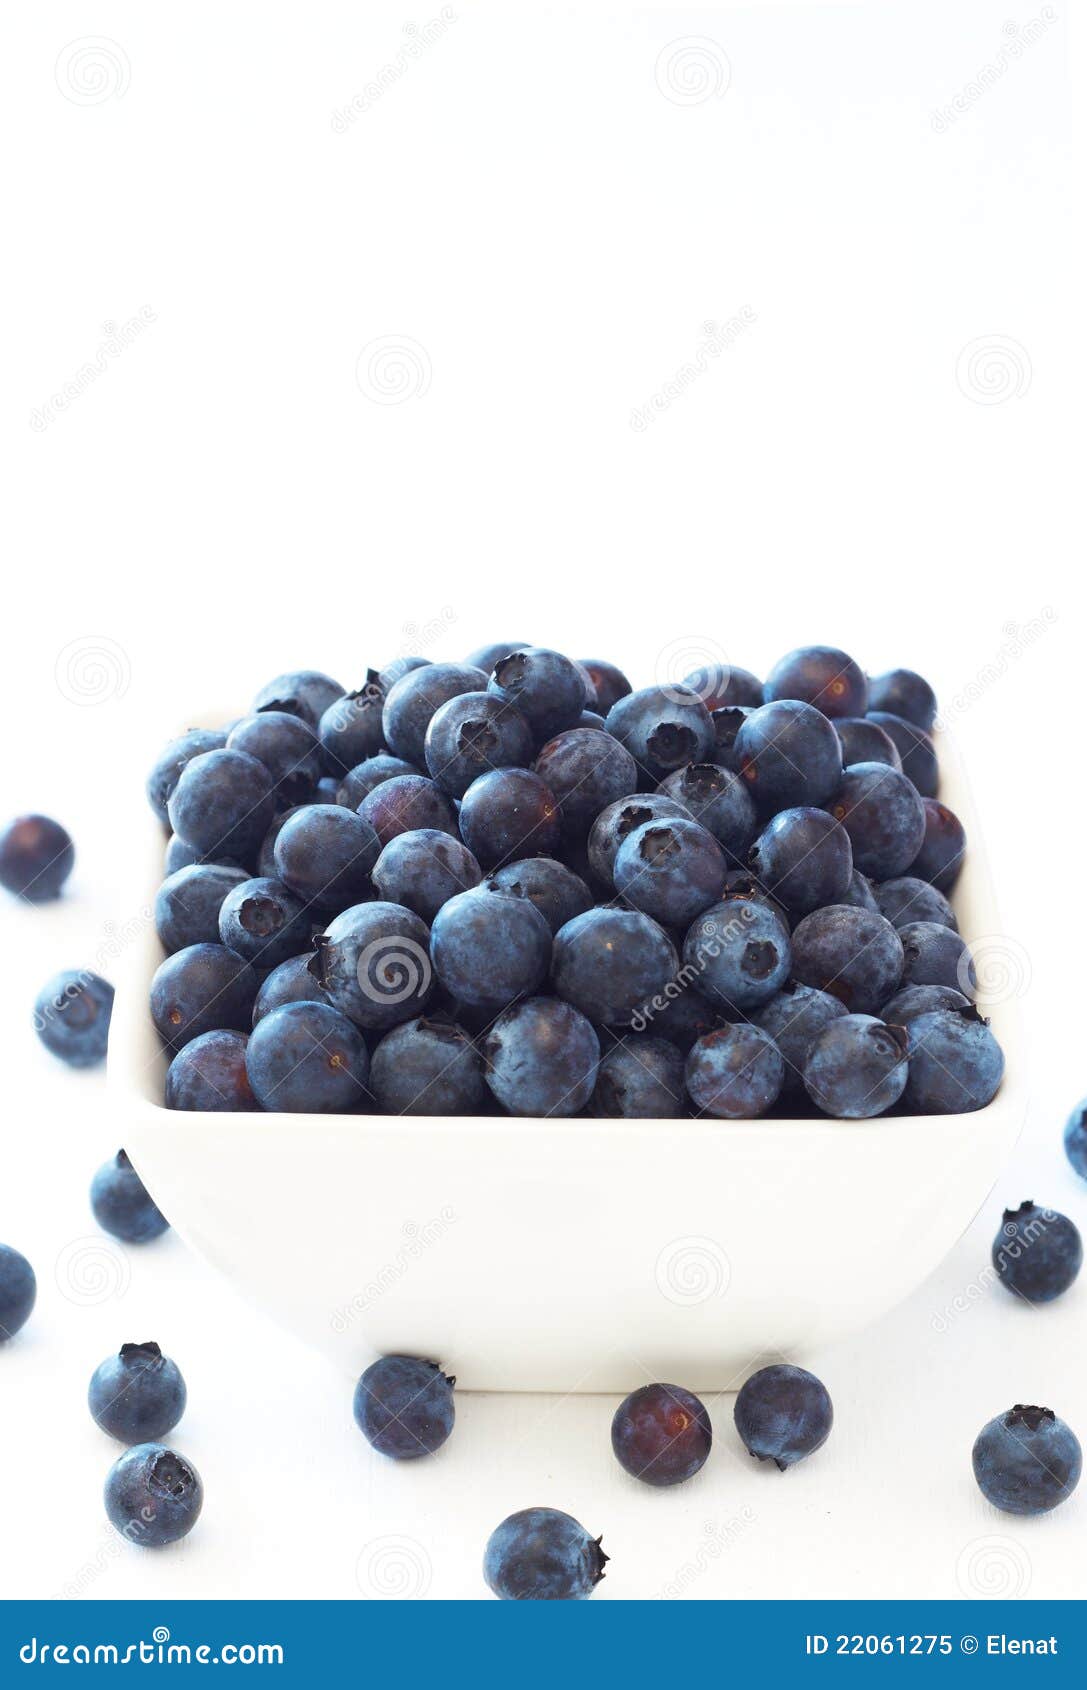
<box><xmin>217</xmin><ymin>876</ymin><xmax>310</xmax><ymax>969</ymax></box>
<box><xmin>164</xmin><ymin>834</ymin><xmax>201</xmax><ymax>875</ymax></box>
<box><xmin>765</xmin><ymin>646</ymin><xmax>867</xmax><ymax>718</ymax></box>
<box><xmin>273</xmin><ymin>804</ymin><xmax>380</xmax><ymax>910</ymax></box>
<box><xmin>382</xmin><ymin>662</ymin><xmax>488</xmax><ymax>765</ymax></box>
<box><xmin>993</xmin><ymin>1202</ymin><xmax>1082</xmax><ymax>1304</ymax></box>
<box><xmin>734</xmin><ymin>701</ymin><xmax>843</xmax><ymax>814</ymax></box>
<box><xmin>255</xmin><ymin>803</ymin><xmax>307</xmax><ymax>880</ymax></box>
<box><xmin>104</xmin><ymin>1443</ymin><xmax>204</xmax><ymax>1547</ymax></box>
<box><xmin>167</xmin><ymin>748</ymin><xmax>275</xmax><ymax>864</ymax></box>
<box><xmin>709</xmin><ymin>705</ymin><xmax>754</xmax><ymax>769</ymax></box>
<box><xmin>424</xmin><ymin>691</ymin><xmax>534</xmax><ymax>797</ymax></box>
<box><xmin>353</xmin><ymin>1356</ymin><xmax>455</xmax><ymax>1459</ymax></box>
<box><xmin>578</xmin><ymin>658</ymin><xmax>632</xmax><ymax>714</ymax></box>
<box><xmin>484</xmin><ymin>996</ymin><xmax>600</xmax><ymax>1116</ymax></box>
<box><xmin>972</xmin><ymin>1406</ymin><xmax>1081</xmax><ymax>1515</ymax></box>
<box><xmin>901</xmin><ymin>1005</ymin><xmax>1004</xmax><ymax>1113</ymax></box>
<box><xmin>874</xmin><ymin>877</ymin><xmax>957</xmax><ymax>932</ymax></box>
<box><xmin>612</xmin><ymin>1383</ymin><xmax>712</xmax><ymax>1486</ymax></box>
<box><xmin>381</xmin><ymin>655</ymin><xmax>432</xmax><ymax>687</ymax></box>
<box><xmin>89</xmin><ymin>1342</ymin><xmax>187</xmax><ymax>1443</ymax></box>
<box><xmin>0</xmin><ymin>1244</ymin><xmax>36</xmax><ymax>1342</ymax></box>
<box><xmin>336</xmin><ymin>755</ymin><xmax>420</xmax><ymax>809</ymax></box>
<box><xmin>252</xmin><ymin>953</ymin><xmax>330</xmax><ymax>1025</ymax></box>
<box><xmin>227</xmin><ymin>711</ymin><xmax>322</xmax><ymax>805</ymax></box>
<box><xmin>591</xmin><ymin>1036</ymin><xmax>685</xmax><ymax>1117</ymax></box>
<box><xmin>867</xmin><ymin>712</ymin><xmax>939</xmax><ymax>797</ymax></box>
<box><xmin>834</xmin><ymin>716</ymin><xmax>901</xmax><ymax>771</ymax></box>
<box><xmin>867</xmin><ymin>668</ymin><xmax>937</xmax><ymax>731</ymax></box>
<box><xmin>315</xmin><ymin>776</ymin><xmax>341</xmax><ymax>804</ymax></box>
<box><xmin>373</xmin><ymin>829</ymin><xmax>482</xmax><ymax>923</ymax></box>
<box><xmin>754</xmin><ymin>984</ymin><xmax>849</xmax><ymax>1102</ymax></box>
<box><xmin>803</xmin><ymin>1014</ymin><xmax>908</xmax><ymax>1118</ymax></box>
<box><xmin>552</xmin><ymin>907</ymin><xmax>678</xmax><ymax>1027</ymax></box>
<box><xmin>431</xmin><ymin>888</ymin><xmax>551</xmax><ymax>1012</ymax></box>
<box><xmin>487</xmin><ymin>647</ymin><xmax>587</xmax><ymax>739</ymax></box>
<box><xmin>614</xmin><ymin>818</ymin><xmax>726</xmax><ymax>928</ymax></box>
<box><xmin>840</xmin><ymin>869</ymin><xmax>879</xmax><ymax>912</ymax></box>
<box><xmin>628</xmin><ymin>981</ymin><xmax>722</xmax><ymax>1051</ymax></box>
<box><xmin>484</xmin><ymin>857</ymin><xmax>593</xmax><ymax>935</ymax></box>
<box><xmin>0</xmin><ymin>813</ymin><xmax>76</xmax><ymax>900</ymax></box>
<box><xmin>246</xmin><ymin>1000</ymin><xmax>369</xmax><ymax>1112</ymax></box>
<box><xmin>34</xmin><ymin>969</ymin><xmax>114</xmax><ymax>1067</ymax></box>
<box><xmin>719</xmin><ymin>870</ymin><xmax>791</xmax><ymax>929</ymax></box>
<box><xmin>605</xmin><ymin>685</ymin><xmax>714</xmax><ymax>783</ymax></box>
<box><xmin>458</xmin><ymin>768</ymin><xmax>561</xmax><ymax>867</ymax></box>
<box><xmin>684</xmin><ymin>663</ymin><xmax>764</xmax><ymax>710</ymax></box>
<box><xmin>898</xmin><ymin>921</ymin><xmax>975</xmax><ymax>995</ymax></box>
<box><xmin>685</xmin><ymin>1024</ymin><xmax>784</xmax><ymax>1117</ymax></box>
<box><xmin>317</xmin><ymin>673</ymin><xmax>387</xmax><ymax>775</ymax></box>
<box><xmin>312</xmin><ymin>901</ymin><xmax>434</xmax><ymax>1030</ymax></box>
<box><xmin>252</xmin><ymin>668</ymin><xmax>344</xmax><ymax>726</ymax></box>
<box><xmin>155</xmin><ymin>863</ymin><xmax>249</xmax><ymax>954</ymax></box>
<box><xmin>879</xmin><ymin>984</ymin><xmax>971</xmax><ymax>1025</ymax></box>
<box><xmin>1064</xmin><ymin>1098</ymin><xmax>1087</xmax><ymax>1182</ymax></box>
<box><xmin>370</xmin><ymin>1017</ymin><xmax>485</xmax><ymax>1115</ymax></box>
<box><xmin>587</xmin><ymin>793</ymin><xmax>691</xmax><ymax>887</ymax></box>
<box><xmin>577</xmin><ymin>710</ymin><xmax>606</xmax><ymax>729</ymax></box>
<box><xmin>683</xmin><ymin>896</ymin><xmax>791</xmax><ymax>1012</ymax></box>
<box><xmin>828</xmin><ymin>761</ymin><xmax>926</xmax><ymax>879</ymax></box>
<box><xmin>464</xmin><ymin>641</ymin><xmax>530</xmax><ymax>676</ymax></box>
<box><xmin>357</xmin><ymin>774</ymin><xmax>459</xmax><ymax>849</ymax></box>
<box><xmin>533</xmin><ymin>728</ymin><xmax>638</xmax><ymax>836</ymax></box>
<box><xmin>484</xmin><ymin>1508</ymin><xmax>606</xmax><ymax>1600</ymax></box>
<box><xmin>165</xmin><ymin>1029</ymin><xmax>257</xmax><ymax>1111</ymax></box>
<box><xmin>150</xmin><ymin>943</ymin><xmax>258</xmax><ymax>1049</ymax></box>
<box><xmin>790</xmin><ymin>904</ymin><xmax>902</xmax><ymax>1014</ymax></box>
<box><xmin>909</xmin><ymin>799</ymin><xmax>965</xmax><ymax>894</ymax></box>
<box><xmin>735</xmin><ymin>1365</ymin><xmax>833</xmax><ymax>1469</ymax></box>
<box><xmin>91</xmin><ymin>1151</ymin><xmax>169</xmax><ymax>1244</ymax></box>
<box><xmin>657</xmin><ymin>762</ymin><xmax>758</xmax><ymax>863</ymax></box>
<box><xmin>146</xmin><ymin>730</ymin><xmax>227</xmax><ymax>825</ymax></box>
<box><xmin>747</xmin><ymin>807</ymin><xmax>852</xmax><ymax>918</ymax></box>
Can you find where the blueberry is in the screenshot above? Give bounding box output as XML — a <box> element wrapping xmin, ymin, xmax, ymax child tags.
<box><xmin>685</xmin><ymin>1024</ymin><xmax>784</xmax><ymax>1118</ymax></box>
<box><xmin>684</xmin><ymin>663</ymin><xmax>764</xmax><ymax>710</ymax></box>
<box><xmin>754</xmin><ymin>984</ymin><xmax>849</xmax><ymax>1103</ymax></box>
<box><xmin>104</xmin><ymin>1443</ymin><xmax>204</xmax><ymax>1547</ymax></box>
<box><xmin>874</xmin><ymin>877</ymin><xmax>957</xmax><ymax>932</ymax></box>
<box><xmin>734</xmin><ymin>701</ymin><xmax>843</xmax><ymax>814</ymax></box>
<box><xmin>683</xmin><ymin>896</ymin><xmax>791</xmax><ymax>1012</ymax></box>
<box><xmin>484</xmin><ymin>857</ymin><xmax>593</xmax><ymax>935</ymax></box>
<box><xmin>605</xmin><ymin>685</ymin><xmax>714</xmax><ymax>782</ymax></box>
<box><xmin>89</xmin><ymin>1342</ymin><xmax>187</xmax><ymax>1443</ymax></box>
<box><xmin>167</xmin><ymin>748</ymin><xmax>276</xmax><ymax>864</ymax></box>
<box><xmin>993</xmin><ymin>1202</ymin><xmax>1082</xmax><ymax>1304</ymax></box>
<box><xmin>155</xmin><ymin>863</ymin><xmax>250</xmax><ymax>954</ymax></box>
<box><xmin>483</xmin><ymin>1508</ymin><xmax>606</xmax><ymax>1600</ymax></box>
<box><xmin>0</xmin><ymin>1244</ymin><xmax>36</xmax><ymax>1341</ymax></box>
<box><xmin>587</xmin><ymin>793</ymin><xmax>691</xmax><ymax>886</ymax></box>
<box><xmin>734</xmin><ymin>1365</ymin><xmax>833</xmax><ymax>1469</ymax></box>
<box><xmin>533</xmin><ymin>729</ymin><xmax>638</xmax><ymax>836</ymax></box>
<box><xmin>34</xmin><ymin>969</ymin><xmax>114</xmax><ymax>1067</ymax></box>
<box><xmin>901</xmin><ymin>1005</ymin><xmax>1004</xmax><ymax>1113</ymax></box>
<box><xmin>381</xmin><ymin>655</ymin><xmax>432</xmax><ymax>687</ymax></box>
<box><xmin>146</xmin><ymin>730</ymin><xmax>227</xmax><ymax>826</ymax></box>
<box><xmin>464</xmin><ymin>641</ymin><xmax>531</xmax><ymax>675</ymax></box>
<box><xmin>273</xmin><ymin>803</ymin><xmax>380</xmax><ymax>910</ymax></box>
<box><xmin>867</xmin><ymin>668</ymin><xmax>937</xmax><ymax>731</ymax></box>
<box><xmin>370</xmin><ymin>1017</ymin><xmax>485</xmax><ymax>1115</ymax></box>
<box><xmin>612</xmin><ymin>1382</ymin><xmax>712</xmax><ymax>1486</ymax></box>
<box><xmin>311</xmin><ymin>901</ymin><xmax>433</xmax><ymax>1030</ymax></box>
<box><xmin>487</xmin><ymin>647</ymin><xmax>587</xmax><ymax>739</ymax></box>
<box><xmin>353</xmin><ymin>1356</ymin><xmax>455</xmax><ymax>1459</ymax></box>
<box><xmin>253</xmin><ymin>804</ymin><xmax>306</xmax><ymax>879</ymax></box>
<box><xmin>879</xmin><ymin>984</ymin><xmax>971</xmax><ymax>1025</ymax></box>
<box><xmin>484</xmin><ymin>996</ymin><xmax>600</xmax><ymax>1116</ymax></box>
<box><xmin>316</xmin><ymin>673</ymin><xmax>387</xmax><ymax>775</ymax></box>
<box><xmin>790</xmin><ymin>905</ymin><xmax>903</xmax><ymax>1014</ymax></box>
<box><xmin>765</xmin><ymin>645</ymin><xmax>868</xmax><ymax>718</ymax></box>
<box><xmin>867</xmin><ymin>712</ymin><xmax>939</xmax><ymax>797</ymax></box>
<box><xmin>251</xmin><ymin>953</ymin><xmax>330</xmax><ymax>1025</ymax></box>
<box><xmin>578</xmin><ymin>658</ymin><xmax>632</xmax><ymax>714</ymax></box>
<box><xmin>909</xmin><ymin>799</ymin><xmax>966</xmax><ymax>894</ymax></box>
<box><xmin>627</xmin><ymin>980</ymin><xmax>722</xmax><ymax>1052</ymax></box>
<box><xmin>718</xmin><ymin>870</ymin><xmax>791</xmax><ymax>930</ymax></box>
<box><xmin>552</xmin><ymin>907</ymin><xmax>678</xmax><ymax>1027</ymax></box>
<box><xmin>165</xmin><ymin>1029</ymin><xmax>257</xmax><ymax>1111</ymax></box>
<box><xmin>217</xmin><ymin>876</ymin><xmax>310</xmax><ymax>969</ymax></box>
<box><xmin>424</xmin><ymin>692</ymin><xmax>534</xmax><ymax>797</ymax></box>
<box><xmin>337</xmin><ymin>754</ymin><xmax>420</xmax><ymax>808</ymax></box>
<box><xmin>150</xmin><ymin>944</ymin><xmax>258</xmax><ymax>1049</ymax></box>
<box><xmin>747</xmin><ymin>807</ymin><xmax>852</xmax><ymax>918</ymax></box>
<box><xmin>458</xmin><ymin>768</ymin><xmax>561</xmax><ymax>866</ymax></box>
<box><xmin>1064</xmin><ymin>1099</ymin><xmax>1087</xmax><ymax>1182</ymax></box>
<box><xmin>834</xmin><ymin>717</ymin><xmax>902</xmax><ymax>771</ymax></box>
<box><xmin>972</xmin><ymin>1405</ymin><xmax>1081</xmax><ymax>1515</ymax></box>
<box><xmin>252</xmin><ymin>668</ymin><xmax>344</xmax><ymax>726</ymax></box>
<box><xmin>709</xmin><ymin>705</ymin><xmax>754</xmax><ymax>771</ymax></box>
<box><xmin>0</xmin><ymin>813</ymin><xmax>76</xmax><ymax>900</ymax></box>
<box><xmin>357</xmin><ymin>774</ymin><xmax>459</xmax><ymax>849</ymax></box>
<box><xmin>898</xmin><ymin>921</ymin><xmax>975</xmax><ymax>995</ymax></box>
<box><xmin>431</xmin><ymin>888</ymin><xmax>551</xmax><ymax>1012</ymax></box>
<box><xmin>577</xmin><ymin>710</ymin><xmax>606</xmax><ymax>730</ymax></box>
<box><xmin>614</xmin><ymin>818</ymin><xmax>725</xmax><ymax>929</ymax></box>
<box><xmin>246</xmin><ymin>1001</ymin><xmax>369</xmax><ymax>1112</ymax></box>
<box><xmin>382</xmin><ymin>662</ymin><xmax>489</xmax><ymax>764</ymax></box>
<box><xmin>164</xmin><ymin>835</ymin><xmax>201</xmax><ymax>875</ymax></box>
<box><xmin>657</xmin><ymin>762</ymin><xmax>758</xmax><ymax>863</ymax></box>
<box><xmin>227</xmin><ymin>711</ymin><xmax>322</xmax><ymax>804</ymax></box>
<box><xmin>828</xmin><ymin>761</ymin><xmax>926</xmax><ymax>879</ymax></box>
<box><xmin>373</xmin><ymin>829</ymin><xmax>482</xmax><ymax>923</ymax></box>
<box><xmin>315</xmin><ymin>776</ymin><xmax>342</xmax><ymax>804</ymax></box>
<box><xmin>803</xmin><ymin>1014</ymin><xmax>909</xmax><ymax>1118</ymax></box>
<box><xmin>840</xmin><ymin>869</ymin><xmax>879</xmax><ymax>912</ymax></box>
<box><xmin>591</xmin><ymin>1035</ymin><xmax>685</xmax><ymax>1117</ymax></box>
<box><xmin>91</xmin><ymin>1151</ymin><xmax>169</xmax><ymax>1244</ymax></box>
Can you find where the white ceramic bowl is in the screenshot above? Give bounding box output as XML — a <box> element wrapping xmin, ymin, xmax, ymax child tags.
<box><xmin>111</xmin><ymin>727</ymin><xmax>1024</xmax><ymax>1392</ymax></box>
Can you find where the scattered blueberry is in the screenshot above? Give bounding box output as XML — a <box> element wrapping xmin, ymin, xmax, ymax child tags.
<box><xmin>993</xmin><ymin>1202</ymin><xmax>1082</xmax><ymax>1304</ymax></box>
<box><xmin>370</xmin><ymin>1016</ymin><xmax>485</xmax><ymax>1115</ymax></box>
<box><xmin>0</xmin><ymin>813</ymin><xmax>76</xmax><ymax>900</ymax></box>
<box><xmin>579</xmin><ymin>658</ymin><xmax>632</xmax><ymax>714</ymax></box>
<box><xmin>91</xmin><ymin>1151</ymin><xmax>169</xmax><ymax>1244</ymax></box>
<box><xmin>353</xmin><ymin>1356</ymin><xmax>455</xmax><ymax>1459</ymax></box>
<box><xmin>684</xmin><ymin>662</ymin><xmax>763</xmax><ymax>710</ymax></box>
<box><xmin>246</xmin><ymin>1001</ymin><xmax>369</xmax><ymax>1112</ymax></box>
<box><xmin>464</xmin><ymin>641</ymin><xmax>530</xmax><ymax>675</ymax></box>
<box><xmin>89</xmin><ymin>1342</ymin><xmax>187</xmax><ymax>1443</ymax></box>
<box><xmin>337</xmin><ymin>754</ymin><xmax>420</xmax><ymax>809</ymax></box>
<box><xmin>879</xmin><ymin>983</ymin><xmax>971</xmax><ymax>1025</ymax></box>
<box><xmin>104</xmin><ymin>1443</ymin><xmax>204</xmax><ymax>1546</ymax></box>
<box><xmin>972</xmin><ymin>1405</ymin><xmax>1081</xmax><ymax>1515</ymax></box>
<box><xmin>709</xmin><ymin>704</ymin><xmax>754</xmax><ymax>769</ymax></box>
<box><xmin>803</xmin><ymin>1014</ymin><xmax>909</xmax><ymax>1118</ymax></box>
<box><xmin>840</xmin><ymin>869</ymin><xmax>879</xmax><ymax>912</ymax></box>
<box><xmin>0</xmin><ymin>1244</ymin><xmax>36</xmax><ymax>1341</ymax></box>
<box><xmin>483</xmin><ymin>1508</ymin><xmax>606</xmax><ymax>1600</ymax></box>
<box><xmin>686</xmin><ymin>1023</ymin><xmax>784</xmax><ymax>1117</ymax></box>
<box><xmin>34</xmin><ymin>969</ymin><xmax>114</xmax><ymax>1067</ymax></box>
<box><xmin>165</xmin><ymin>1029</ymin><xmax>257</xmax><ymax>1111</ymax></box>
<box><xmin>484</xmin><ymin>996</ymin><xmax>600</xmax><ymax>1116</ymax></box>
<box><xmin>833</xmin><ymin>716</ymin><xmax>902</xmax><ymax>771</ymax></box>
<box><xmin>611</xmin><ymin>1382</ymin><xmax>712</xmax><ymax>1486</ymax></box>
<box><xmin>251</xmin><ymin>953</ymin><xmax>330</xmax><ymax>1025</ymax></box>
<box><xmin>735</xmin><ymin>1365</ymin><xmax>833</xmax><ymax>1470</ymax></box>
<box><xmin>1064</xmin><ymin>1099</ymin><xmax>1087</xmax><ymax>1182</ymax></box>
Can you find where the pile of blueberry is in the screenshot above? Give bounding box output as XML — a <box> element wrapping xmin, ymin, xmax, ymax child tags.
<box><xmin>141</xmin><ymin>643</ymin><xmax>1004</xmax><ymax>1121</ymax></box>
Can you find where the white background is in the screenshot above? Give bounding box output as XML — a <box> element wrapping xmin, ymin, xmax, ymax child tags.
<box><xmin>1</xmin><ymin>0</ymin><xmax>1081</xmax><ymax>1602</ymax></box>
